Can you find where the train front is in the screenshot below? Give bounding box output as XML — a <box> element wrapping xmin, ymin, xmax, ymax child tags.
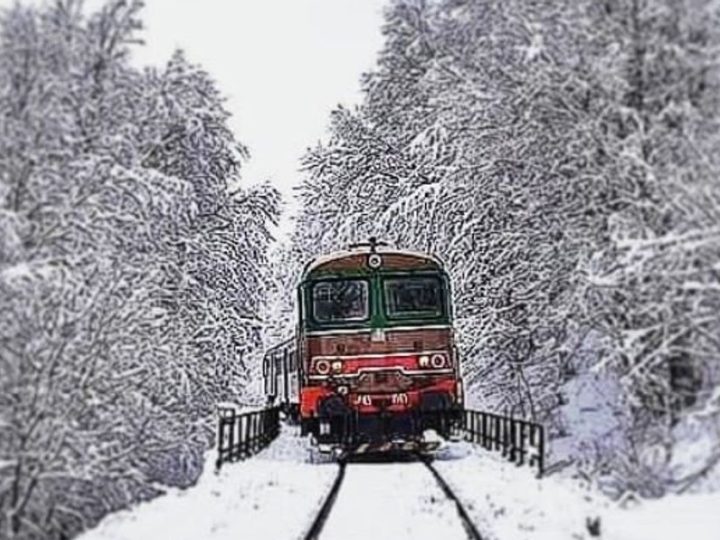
<box><xmin>298</xmin><ymin>247</ymin><xmax>463</xmax><ymax>453</ymax></box>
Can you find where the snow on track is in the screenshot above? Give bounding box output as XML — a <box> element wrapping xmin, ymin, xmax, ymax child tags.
<box><xmin>79</xmin><ymin>429</ymin><xmax>720</xmax><ymax>540</ymax></box>
<box><xmin>433</xmin><ymin>442</ymin><xmax>720</xmax><ymax>540</ymax></box>
<box><xmin>318</xmin><ymin>458</ymin><xmax>470</xmax><ymax>540</ymax></box>
<box><xmin>303</xmin><ymin>462</ymin><xmax>347</xmax><ymax>539</ymax></box>
<box><xmin>420</xmin><ymin>457</ymin><xmax>483</xmax><ymax>539</ymax></box>
<box><xmin>79</xmin><ymin>426</ymin><xmax>337</xmax><ymax>540</ymax></box>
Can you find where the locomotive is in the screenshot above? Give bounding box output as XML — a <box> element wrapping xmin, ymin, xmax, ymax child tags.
<box><xmin>263</xmin><ymin>239</ymin><xmax>463</xmax><ymax>452</ymax></box>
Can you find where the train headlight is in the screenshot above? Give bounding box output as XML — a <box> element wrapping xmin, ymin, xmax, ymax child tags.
<box><xmin>419</xmin><ymin>355</ymin><xmax>430</xmax><ymax>367</ymax></box>
<box><xmin>314</xmin><ymin>359</ymin><xmax>330</xmax><ymax>375</ymax></box>
<box><xmin>431</xmin><ymin>353</ymin><xmax>447</xmax><ymax>369</ymax></box>
<box><xmin>332</xmin><ymin>361</ymin><xmax>343</xmax><ymax>373</ymax></box>
<box><xmin>368</xmin><ymin>254</ymin><xmax>382</xmax><ymax>269</ymax></box>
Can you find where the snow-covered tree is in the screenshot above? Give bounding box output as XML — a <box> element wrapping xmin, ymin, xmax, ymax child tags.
<box><xmin>294</xmin><ymin>0</ymin><xmax>720</xmax><ymax>496</ymax></box>
<box><xmin>576</xmin><ymin>0</ymin><xmax>720</xmax><ymax>494</ymax></box>
<box><xmin>0</xmin><ymin>1</ymin><xmax>278</xmax><ymax>537</ymax></box>
<box><xmin>297</xmin><ymin>0</ymin><xmax>617</xmax><ymax>419</ymax></box>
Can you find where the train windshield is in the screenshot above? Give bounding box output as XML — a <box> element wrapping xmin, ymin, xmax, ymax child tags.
<box><xmin>312</xmin><ymin>279</ymin><xmax>369</xmax><ymax>323</ymax></box>
<box><xmin>384</xmin><ymin>276</ymin><xmax>444</xmax><ymax>319</ymax></box>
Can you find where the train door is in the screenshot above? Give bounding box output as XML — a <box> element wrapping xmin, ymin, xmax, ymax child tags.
<box><xmin>282</xmin><ymin>348</ymin><xmax>290</xmax><ymax>406</ymax></box>
<box><xmin>288</xmin><ymin>350</ymin><xmax>299</xmax><ymax>403</ymax></box>
<box><xmin>274</xmin><ymin>352</ymin><xmax>282</xmax><ymax>405</ymax></box>
<box><xmin>264</xmin><ymin>352</ymin><xmax>277</xmax><ymax>402</ymax></box>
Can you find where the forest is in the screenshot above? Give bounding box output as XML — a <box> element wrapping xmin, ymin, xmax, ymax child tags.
<box><xmin>0</xmin><ymin>1</ymin><xmax>278</xmax><ymax>538</ymax></box>
<box><xmin>1</xmin><ymin>0</ymin><xmax>719</xmax><ymax>539</ymax></box>
<box><xmin>285</xmin><ymin>0</ymin><xmax>720</xmax><ymax>499</ymax></box>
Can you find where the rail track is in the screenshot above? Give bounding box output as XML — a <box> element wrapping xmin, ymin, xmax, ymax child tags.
<box><xmin>302</xmin><ymin>455</ymin><xmax>483</xmax><ymax>540</ymax></box>
<box><xmin>303</xmin><ymin>460</ymin><xmax>348</xmax><ymax>540</ymax></box>
<box><xmin>418</xmin><ymin>455</ymin><xmax>484</xmax><ymax>540</ymax></box>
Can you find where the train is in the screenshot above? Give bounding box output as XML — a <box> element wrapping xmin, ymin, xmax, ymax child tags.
<box><xmin>262</xmin><ymin>239</ymin><xmax>463</xmax><ymax>453</ymax></box>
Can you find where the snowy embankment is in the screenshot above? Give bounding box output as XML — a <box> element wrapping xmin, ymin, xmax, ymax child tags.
<box><xmin>79</xmin><ymin>425</ymin><xmax>337</xmax><ymax>540</ymax></box>
<box><xmin>80</xmin><ymin>427</ymin><xmax>720</xmax><ymax>540</ymax></box>
<box><xmin>435</xmin><ymin>443</ymin><xmax>720</xmax><ymax>540</ymax></box>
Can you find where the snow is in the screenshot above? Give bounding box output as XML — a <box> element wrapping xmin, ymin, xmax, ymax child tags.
<box><xmin>552</xmin><ymin>345</ymin><xmax>633</xmax><ymax>469</ymax></box>
<box><xmin>79</xmin><ymin>432</ymin><xmax>720</xmax><ymax>540</ymax></box>
<box><xmin>524</xmin><ymin>33</ymin><xmax>545</xmax><ymax>62</ymax></box>
<box><xmin>434</xmin><ymin>442</ymin><xmax>720</xmax><ymax>540</ymax></box>
<box><xmin>320</xmin><ymin>460</ymin><xmax>467</xmax><ymax>540</ymax></box>
<box><xmin>607</xmin><ymin>493</ymin><xmax>720</xmax><ymax>540</ymax></box>
<box><xmin>215</xmin><ymin>402</ymin><xmax>265</xmax><ymax>415</ymax></box>
<box><xmin>79</xmin><ymin>426</ymin><xmax>337</xmax><ymax>540</ymax></box>
<box><xmin>0</xmin><ymin>260</ymin><xmax>56</xmax><ymax>282</ymax></box>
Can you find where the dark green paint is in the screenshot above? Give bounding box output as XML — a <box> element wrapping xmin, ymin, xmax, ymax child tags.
<box><xmin>298</xmin><ymin>265</ymin><xmax>453</xmax><ymax>332</ymax></box>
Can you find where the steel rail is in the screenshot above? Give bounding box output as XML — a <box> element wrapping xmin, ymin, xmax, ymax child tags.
<box><xmin>419</xmin><ymin>455</ymin><xmax>484</xmax><ymax>540</ymax></box>
<box><xmin>302</xmin><ymin>460</ymin><xmax>347</xmax><ymax>540</ymax></box>
<box><xmin>303</xmin><ymin>454</ymin><xmax>484</xmax><ymax>540</ymax></box>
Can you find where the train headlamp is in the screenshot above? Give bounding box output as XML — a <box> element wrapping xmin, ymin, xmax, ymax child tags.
<box><xmin>314</xmin><ymin>359</ymin><xmax>330</xmax><ymax>375</ymax></box>
<box><xmin>431</xmin><ymin>353</ymin><xmax>447</xmax><ymax>369</ymax></box>
<box><xmin>368</xmin><ymin>254</ymin><xmax>382</xmax><ymax>269</ymax></box>
<box><xmin>418</xmin><ymin>355</ymin><xmax>430</xmax><ymax>367</ymax></box>
<box><xmin>332</xmin><ymin>361</ymin><xmax>343</xmax><ymax>373</ymax></box>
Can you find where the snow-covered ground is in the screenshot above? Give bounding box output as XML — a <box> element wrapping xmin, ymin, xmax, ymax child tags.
<box><xmin>320</xmin><ymin>460</ymin><xmax>467</xmax><ymax>540</ymax></box>
<box><xmin>434</xmin><ymin>442</ymin><xmax>720</xmax><ymax>540</ymax></box>
<box><xmin>79</xmin><ymin>425</ymin><xmax>338</xmax><ymax>540</ymax></box>
<box><xmin>80</xmin><ymin>428</ymin><xmax>720</xmax><ymax>540</ymax></box>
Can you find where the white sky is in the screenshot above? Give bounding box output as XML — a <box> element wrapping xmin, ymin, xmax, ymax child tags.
<box><xmin>133</xmin><ymin>0</ymin><xmax>388</xmax><ymax>238</ymax></box>
<box><xmin>9</xmin><ymin>0</ymin><xmax>388</xmax><ymax>238</ymax></box>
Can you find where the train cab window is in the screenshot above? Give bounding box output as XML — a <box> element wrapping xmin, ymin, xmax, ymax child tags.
<box><xmin>312</xmin><ymin>279</ymin><xmax>369</xmax><ymax>323</ymax></box>
<box><xmin>384</xmin><ymin>276</ymin><xmax>444</xmax><ymax>319</ymax></box>
<box><xmin>274</xmin><ymin>354</ymin><xmax>282</xmax><ymax>375</ymax></box>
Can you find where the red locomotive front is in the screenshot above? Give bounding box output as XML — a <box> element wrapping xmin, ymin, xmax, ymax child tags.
<box><xmin>295</xmin><ymin>241</ymin><xmax>463</xmax><ymax>452</ymax></box>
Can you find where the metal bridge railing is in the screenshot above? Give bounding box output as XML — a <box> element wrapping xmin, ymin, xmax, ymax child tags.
<box><xmin>456</xmin><ymin>409</ymin><xmax>545</xmax><ymax>477</ymax></box>
<box><xmin>215</xmin><ymin>405</ymin><xmax>280</xmax><ymax>471</ymax></box>
<box><xmin>306</xmin><ymin>408</ymin><xmax>545</xmax><ymax>476</ymax></box>
<box><xmin>214</xmin><ymin>405</ymin><xmax>544</xmax><ymax>476</ymax></box>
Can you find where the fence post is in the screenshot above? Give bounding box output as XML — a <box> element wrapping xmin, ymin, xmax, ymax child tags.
<box><xmin>492</xmin><ymin>415</ymin><xmax>498</xmax><ymax>451</ymax></box>
<box><xmin>216</xmin><ymin>417</ymin><xmax>226</xmax><ymax>471</ymax></box>
<box><xmin>500</xmin><ymin>417</ymin><xmax>509</xmax><ymax>458</ymax></box>
<box><xmin>215</xmin><ymin>406</ymin><xmax>283</xmax><ymax>470</ymax></box>
<box><xmin>458</xmin><ymin>408</ymin><xmax>544</xmax><ymax>476</ymax></box>
<box><xmin>517</xmin><ymin>422</ymin><xmax>526</xmax><ymax>466</ymax></box>
<box><xmin>482</xmin><ymin>413</ymin><xmax>489</xmax><ymax>448</ymax></box>
<box><xmin>508</xmin><ymin>419</ymin><xmax>517</xmax><ymax>463</ymax></box>
<box><xmin>534</xmin><ymin>424</ymin><xmax>545</xmax><ymax>477</ymax></box>
<box><xmin>262</xmin><ymin>409</ymin><xmax>269</xmax><ymax>445</ymax></box>
<box><xmin>227</xmin><ymin>414</ymin><xmax>236</xmax><ymax>462</ymax></box>
<box><xmin>244</xmin><ymin>414</ymin><xmax>252</xmax><ymax>457</ymax></box>
<box><xmin>249</xmin><ymin>414</ymin><xmax>255</xmax><ymax>453</ymax></box>
<box><xmin>257</xmin><ymin>413</ymin><xmax>263</xmax><ymax>452</ymax></box>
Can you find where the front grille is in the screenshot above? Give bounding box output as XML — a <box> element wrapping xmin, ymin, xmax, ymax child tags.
<box><xmin>352</xmin><ymin>370</ymin><xmax>419</xmax><ymax>393</ymax></box>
